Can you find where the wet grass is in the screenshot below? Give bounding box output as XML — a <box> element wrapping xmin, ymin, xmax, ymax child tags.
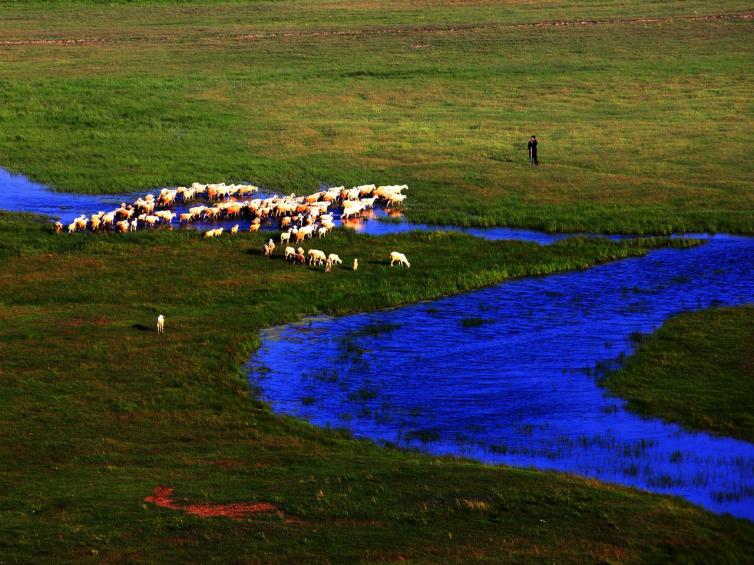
<box><xmin>0</xmin><ymin>1</ymin><xmax>752</xmax><ymax>233</ymax></box>
<box><xmin>461</xmin><ymin>316</ymin><xmax>488</xmax><ymax>328</ymax></box>
<box><xmin>602</xmin><ymin>305</ymin><xmax>754</xmax><ymax>443</ymax></box>
<box><xmin>1</xmin><ymin>211</ymin><xmax>751</xmax><ymax>561</ymax></box>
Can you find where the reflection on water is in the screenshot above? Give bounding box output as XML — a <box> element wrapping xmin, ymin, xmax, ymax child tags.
<box><xmin>249</xmin><ymin>238</ymin><xmax>754</xmax><ymax>519</ymax></box>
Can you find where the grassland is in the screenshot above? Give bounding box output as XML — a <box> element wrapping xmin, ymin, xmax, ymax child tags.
<box><xmin>0</xmin><ymin>0</ymin><xmax>753</xmax><ymax>232</ymax></box>
<box><xmin>2</xmin><ymin>212</ymin><xmax>753</xmax><ymax>561</ymax></box>
<box><xmin>603</xmin><ymin>306</ymin><xmax>754</xmax><ymax>444</ymax></box>
<box><xmin>2</xmin><ymin>1</ymin><xmax>754</xmax><ymax>561</ymax></box>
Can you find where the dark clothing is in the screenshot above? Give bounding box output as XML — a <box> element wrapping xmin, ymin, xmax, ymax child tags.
<box><xmin>528</xmin><ymin>140</ymin><xmax>538</xmax><ymax>165</ymax></box>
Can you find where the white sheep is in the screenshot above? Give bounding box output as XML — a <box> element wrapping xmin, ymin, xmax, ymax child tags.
<box><xmin>231</xmin><ymin>224</ymin><xmax>239</xmax><ymax>235</ymax></box>
<box><xmin>284</xmin><ymin>246</ymin><xmax>295</xmax><ymax>261</ymax></box>
<box><xmin>157</xmin><ymin>314</ymin><xmax>165</xmax><ymax>334</ymax></box>
<box><xmin>307</xmin><ymin>249</ymin><xmax>327</xmax><ymax>266</ymax></box>
<box><xmin>390</xmin><ymin>251</ymin><xmax>411</xmax><ymax>268</ymax></box>
<box><xmin>327</xmin><ymin>253</ymin><xmax>343</xmax><ymax>266</ymax></box>
<box><xmin>353</xmin><ymin>258</ymin><xmax>359</xmax><ymax>271</ymax></box>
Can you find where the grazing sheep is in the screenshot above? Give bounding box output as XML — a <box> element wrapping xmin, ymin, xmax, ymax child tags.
<box><xmin>204</xmin><ymin>229</ymin><xmax>217</xmax><ymax>238</ymax></box>
<box><xmin>353</xmin><ymin>258</ymin><xmax>359</xmax><ymax>271</ymax></box>
<box><xmin>280</xmin><ymin>231</ymin><xmax>291</xmax><ymax>245</ymax></box>
<box><xmin>327</xmin><ymin>253</ymin><xmax>343</xmax><ymax>266</ymax></box>
<box><xmin>54</xmin><ymin>221</ymin><xmax>63</xmax><ymax>234</ymax></box>
<box><xmin>263</xmin><ymin>242</ymin><xmax>274</xmax><ymax>257</ymax></box>
<box><xmin>318</xmin><ymin>227</ymin><xmax>329</xmax><ymax>238</ymax></box>
<box><xmin>231</xmin><ymin>224</ymin><xmax>239</xmax><ymax>235</ymax></box>
<box><xmin>67</xmin><ymin>222</ymin><xmax>77</xmax><ymax>234</ymax></box>
<box><xmin>390</xmin><ymin>251</ymin><xmax>411</xmax><ymax>268</ymax></box>
<box><xmin>307</xmin><ymin>249</ymin><xmax>327</xmax><ymax>266</ymax></box>
<box><xmin>116</xmin><ymin>220</ymin><xmax>129</xmax><ymax>233</ymax></box>
<box><xmin>157</xmin><ymin>314</ymin><xmax>165</xmax><ymax>334</ymax></box>
<box><xmin>214</xmin><ymin>227</ymin><xmax>224</xmax><ymax>237</ymax></box>
<box><xmin>294</xmin><ymin>252</ymin><xmax>306</xmax><ymax>265</ymax></box>
<box><xmin>249</xmin><ymin>223</ymin><xmax>260</xmax><ymax>233</ymax></box>
<box><xmin>284</xmin><ymin>246</ymin><xmax>295</xmax><ymax>261</ymax></box>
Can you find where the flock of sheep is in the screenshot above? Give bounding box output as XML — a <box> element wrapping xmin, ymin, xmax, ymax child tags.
<box><xmin>55</xmin><ymin>181</ymin><xmax>412</xmax><ymax>271</ymax></box>
<box><xmin>55</xmin><ymin>182</ymin><xmax>260</xmax><ymax>234</ymax></box>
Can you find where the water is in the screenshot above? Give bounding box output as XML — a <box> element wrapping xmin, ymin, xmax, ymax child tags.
<box><xmin>3</xmin><ymin>167</ymin><xmax>753</xmax><ymax>518</ymax></box>
<box><xmin>0</xmin><ymin>168</ymin><xmax>135</xmax><ymax>224</ymax></box>
<box><xmin>249</xmin><ymin>237</ymin><xmax>754</xmax><ymax>520</ymax></box>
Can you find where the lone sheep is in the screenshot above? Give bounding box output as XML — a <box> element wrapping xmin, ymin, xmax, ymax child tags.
<box><xmin>157</xmin><ymin>314</ymin><xmax>165</xmax><ymax>334</ymax></box>
<box><xmin>390</xmin><ymin>251</ymin><xmax>411</xmax><ymax>268</ymax></box>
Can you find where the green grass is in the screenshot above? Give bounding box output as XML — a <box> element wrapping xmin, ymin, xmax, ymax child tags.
<box><xmin>602</xmin><ymin>306</ymin><xmax>754</xmax><ymax>443</ymax></box>
<box><xmin>1</xmin><ymin>1</ymin><xmax>754</xmax><ymax>561</ymax></box>
<box><xmin>0</xmin><ymin>0</ymin><xmax>752</xmax><ymax>233</ymax></box>
<box><xmin>1</xmin><ymin>211</ymin><xmax>751</xmax><ymax>562</ymax></box>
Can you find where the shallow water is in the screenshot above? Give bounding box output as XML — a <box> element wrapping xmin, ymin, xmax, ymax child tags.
<box><xmin>249</xmin><ymin>237</ymin><xmax>754</xmax><ymax>519</ymax></box>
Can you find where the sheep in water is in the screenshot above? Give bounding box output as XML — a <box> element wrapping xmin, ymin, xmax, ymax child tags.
<box><xmin>390</xmin><ymin>251</ymin><xmax>410</xmax><ymax>268</ymax></box>
<box><xmin>157</xmin><ymin>314</ymin><xmax>165</xmax><ymax>334</ymax></box>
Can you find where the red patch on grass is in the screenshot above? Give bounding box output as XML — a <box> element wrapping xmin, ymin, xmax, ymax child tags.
<box><xmin>206</xmin><ymin>459</ymin><xmax>246</xmax><ymax>469</ymax></box>
<box><xmin>144</xmin><ymin>486</ymin><xmax>281</xmax><ymax>520</ymax></box>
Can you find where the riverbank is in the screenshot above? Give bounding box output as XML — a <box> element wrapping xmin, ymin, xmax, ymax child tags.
<box><xmin>602</xmin><ymin>306</ymin><xmax>754</xmax><ymax>443</ymax></box>
<box><xmin>1</xmin><ymin>0</ymin><xmax>753</xmax><ymax>233</ymax></box>
<box><xmin>2</xmin><ymin>211</ymin><xmax>751</xmax><ymax>562</ymax></box>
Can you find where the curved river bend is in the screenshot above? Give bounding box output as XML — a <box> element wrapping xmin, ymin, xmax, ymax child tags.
<box><xmin>249</xmin><ymin>236</ymin><xmax>754</xmax><ymax>520</ymax></box>
<box><xmin>2</xmin><ymin>168</ymin><xmax>753</xmax><ymax>519</ymax></box>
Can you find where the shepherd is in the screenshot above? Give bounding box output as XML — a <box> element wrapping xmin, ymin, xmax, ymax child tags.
<box><xmin>528</xmin><ymin>135</ymin><xmax>538</xmax><ymax>166</ymax></box>
<box><xmin>157</xmin><ymin>314</ymin><xmax>165</xmax><ymax>334</ymax></box>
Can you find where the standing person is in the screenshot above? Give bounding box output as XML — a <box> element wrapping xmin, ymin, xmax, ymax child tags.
<box><xmin>528</xmin><ymin>135</ymin><xmax>538</xmax><ymax>166</ymax></box>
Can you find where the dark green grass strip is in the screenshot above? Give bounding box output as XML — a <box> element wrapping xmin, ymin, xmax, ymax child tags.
<box><xmin>603</xmin><ymin>306</ymin><xmax>754</xmax><ymax>443</ymax></box>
